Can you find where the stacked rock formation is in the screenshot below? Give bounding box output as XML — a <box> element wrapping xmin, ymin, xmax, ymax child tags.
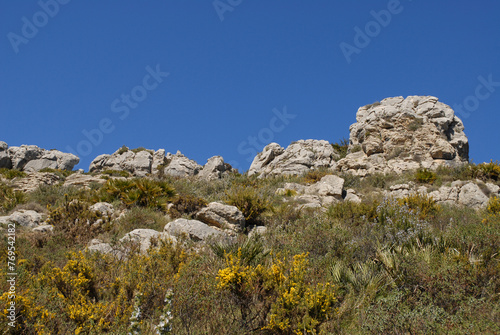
<box><xmin>337</xmin><ymin>96</ymin><xmax>469</xmax><ymax>176</ymax></box>
<box><xmin>89</xmin><ymin>147</ymin><xmax>234</xmax><ymax>179</ymax></box>
<box><xmin>248</xmin><ymin>140</ymin><xmax>339</xmax><ymax>177</ymax></box>
<box><xmin>0</xmin><ymin>141</ymin><xmax>79</xmax><ymax>172</ymax></box>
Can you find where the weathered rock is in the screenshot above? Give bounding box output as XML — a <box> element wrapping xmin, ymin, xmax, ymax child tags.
<box><xmin>87</xmin><ymin>239</ymin><xmax>115</xmax><ymax>255</ymax></box>
<box><xmin>344</xmin><ymin>189</ymin><xmax>361</xmax><ymax>203</ymax></box>
<box><xmin>337</xmin><ymin>96</ymin><xmax>468</xmax><ymax>175</ymax></box>
<box><xmin>7</xmin><ymin>144</ymin><xmax>78</xmax><ymax>171</ymax></box>
<box><xmin>119</xmin><ymin>229</ymin><xmax>174</xmax><ymax>253</ymax></box>
<box><xmin>458</xmin><ymin>183</ymin><xmax>489</xmax><ymax>208</ymax></box>
<box><xmin>162</xmin><ymin>151</ymin><xmax>202</xmax><ymax>177</ymax></box>
<box><xmin>63</xmin><ymin>172</ymin><xmax>107</xmax><ymax>189</ymax></box>
<box><xmin>196</xmin><ymin>202</ymin><xmax>245</xmax><ymax>232</ymax></box>
<box><xmin>249</xmin><ymin>140</ymin><xmax>339</xmax><ymax>177</ymax></box>
<box><xmin>164</xmin><ymin>218</ymin><xmax>228</xmax><ymax>242</ymax></box>
<box><xmin>89</xmin><ymin>147</ymin><xmax>153</xmax><ymax>177</ymax></box>
<box><xmin>89</xmin><ymin>202</ymin><xmax>114</xmax><ymax>218</ymax></box>
<box><xmin>198</xmin><ymin>156</ymin><xmax>234</xmax><ymax>180</ymax></box>
<box><xmin>0</xmin><ymin>142</ymin><xmax>12</xmax><ymax>169</ymax></box>
<box><xmin>0</xmin><ymin>210</ymin><xmax>45</xmax><ymax>228</ymax></box>
<box><xmin>306</xmin><ymin>175</ymin><xmax>344</xmax><ymax>199</ymax></box>
<box><xmin>11</xmin><ymin>172</ymin><xmax>61</xmax><ymax>193</ymax></box>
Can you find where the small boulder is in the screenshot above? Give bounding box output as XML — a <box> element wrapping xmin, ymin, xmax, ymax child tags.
<box><xmin>196</xmin><ymin>202</ymin><xmax>245</xmax><ymax>232</ymax></box>
<box><xmin>458</xmin><ymin>183</ymin><xmax>489</xmax><ymax>208</ymax></box>
<box><xmin>0</xmin><ymin>210</ymin><xmax>45</xmax><ymax>228</ymax></box>
<box><xmin>164</xmin><ymin>218</ymin><xmax>228</xmax><ymax>242</ymax></box>
<box><xmin>198</xmin><ymin>156</ymin><xmax>234</xmax><ymax>180</ymax></box>
<box><xmin>306</xmin><ymin>175</ymin><xmax>345</xmax><ymax>199</ymax></box>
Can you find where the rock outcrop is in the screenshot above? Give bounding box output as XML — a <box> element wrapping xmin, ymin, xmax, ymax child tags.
<box><xmin>164</xmin><ymin>218</ymin><xmax>231</xmax><ymax>242</ymax></box>
<box><xmin>195</xmin><ymin>202</ymin><xmax>245</xmax><ymax>233</ymax></box>
<box><xmin>11</xmin><ymin>172</ymin><xmax>61</xmax><ymax>193</ymax></box>
<box><xmin>0</xmin><ymin>210</ymin><xmax>45</xmax><ymax>228</ymax></box>
<box><xmin>89</xmin><ymin>147</ymin><xmax>157</xmax><ymax>177</ymax></box>
<box><xmin>162</xmin><ymin>151</ymin><xmax>202</xmax><ymax>177</ymax></box>
<box><xmin>385</xmin><ymin>180</ymin><xmax>499</xmax><ymax>209</ymax></box>
<box><xmin>89</xmin><ymin>147</ymin><xmax>232</xmax><ymax>179</ymax></box>
<box><xmin>248</xmin><ymin>140</ymin><xmax>339</xmax><ymax>177</ymax></box>
<box><xmin>0</xmin><ymin>142</ymin><xmax>79</xmax><ymax>172</ymax></box>
<box><xmin>337</xmin><ymin>96</ymin><xmax>469</xmax><ymax>176</ymax></box>
<box><xmin>197</xmin><ymin>156</ymin><xmax>234</xmax><ymax>180</ymax></box>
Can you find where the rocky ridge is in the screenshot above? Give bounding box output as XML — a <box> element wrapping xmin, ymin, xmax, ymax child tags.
<box><xmin>0</xmin><ymin>141</ymin><xmax>79</xmax><ymax>172</ymax></box>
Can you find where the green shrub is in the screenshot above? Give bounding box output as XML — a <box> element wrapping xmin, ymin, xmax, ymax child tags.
<box><xmin>398</xmin><ymin>193</ymin><xmax>440</xmax><ymax>219</ymax></box>
<box><xmin>39</xmin><ymin>168</ymin><xmax>75</xmax><ymax>179</ymax></box>
<box><xmin>0</xmin><ymin>182</ymin><xmax>26</xmax><ymax>213</ymax></box>
<box><xmin>225</xmin><ymin>185</ymin><xmax>269</xmax><ymax>225</ymax></box>
<box><xmin>0</xmin><ymin>168</ymin><xmax>27</xmax><ymax>179</ymax></box>
<box><xmin>331</xmin><ymin>138</ymin><xmax>349</xmax><ymax>160</ymax></box>
<box><xmin>487</xmin><ymin>196</ymin><xmax>500</xmax><ymax>215</ymax></box>
<box><xmin>415</xmin><ymin>168</ymin><xmax>437</xmax><ymax>184</ymax></box>
<box><xmin>46</xmin><ymin>200</ymin><xmax>110</xmax><ymax>243</ymax></box>
<box><xmin>350</xmin><ymin>144</ymin><xmax>362</xmax><ymax>153</ymax></box>
<box><xmin>131</xmin><ymin>147</ymin><xmax>154</xmax><ymax>155</ymax></box>
<box><xmin>117</xmin><ymin>145</ymin><xmax>129</xmax><ymax>155</ymax></box>
<box><xmin>302</xmin><ymin>168</ymin><xmax>332</xmax><ymax>184</ymax></box>
<box><xmin>477</xmin><ymin>160</ymin><xmax>500</xmax><ymax>181</ymax></box>
<box><xmin>168</xmin><ymin>194</ymin><xmax>207</xmax><ymax>219</ymax></box>
<box><xmin>99</xmin><ymin>178</ymin><xmax>176</xmax><ymax>210</ymax></box>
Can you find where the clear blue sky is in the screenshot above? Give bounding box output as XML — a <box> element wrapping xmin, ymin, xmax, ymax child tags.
<box><xmin>1</xmin><ymin>1</ymin><xmax>499</xmax><ymax>172</ymax></box>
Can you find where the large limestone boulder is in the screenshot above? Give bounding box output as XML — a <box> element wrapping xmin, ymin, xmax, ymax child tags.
<box><xmin>337</xmin><ymin>96</ymin><xmax>469</xmax><ymax>175</ymax></box>
<box><xmin>249</xmin><ymin>140</ymin><xmax>339</xmax><ymax>177</ymax></box>
<box><xmin>162</xmin><ymin>151</ymin><xmax>202</xmax><ymax>177</ymax></box>
<box><xmin>305</xmin><ymin>174</ymin><xmax>345</xmax><ymax>199</ymax></box>
<box><xmin>164</xmin><ymin>218</ymin><xmax>229</xmax><ymax>242</ymax></box>
<box><xmin>197</xmin><ymin>156</ymin><xmax>234</xmax><ymax>180</ymax></box>
<box><xmin>195</xmin><ymin>202</ymin><xmax>245</xmax><ymax>232</ymax></box>
<box><xmin>3</xmin><ymin>143</ymin><xmax>79</xmax><ymax>172</ymax></box>
<box><xmin>0</xmin><ymin>210</ymin><xmax>45</xmax><ymax>228</ymax></box>
<box><xmin>119</xmin><ymin>229</ymin><xmax>174</xmax><ymax>253</ymax></box>
<box><xmin>89</xmin><ymin>147</ymin><xmax>154</xmax><ymax>177</ymax></box>
<box><xmin>458</xmin><ymin>183</ymin><xmax>490</xmax><ymax>208</ymax></box>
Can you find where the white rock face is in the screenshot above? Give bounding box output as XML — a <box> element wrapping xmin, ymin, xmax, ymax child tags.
<box><xmin>249</xmin><ymin>140</ymin><xmax>339</xmax><ymax>177</ymax></box>
<box><xmin>196</xmin><ymin>202</ymin><xmax>245</xmax><ymax>232</ymax></box>
<box><xmin>164</xmin><ymin>218</ymin><xmax>228</xmax><ymax>242</ymax></box>
<box><xmin>119</xmin><ymin>229</ymin><xmax>174</xmax><ymax>253</ymax></box>
<box><xmin>337</xmin><ymin>96</ymin><xmax>469</xmax><ymax>175</ymax></box>
<box><xmin>0</xmin><ymin>210</ymin><xmax>45</xmax><ymax>228</ymax></box>
<box><xmin>1</xmin><ymin>142</ymin><xmax>79</xmax><ymax>172</ymax></box>
<box><xmin>305</xmin><ymin>175</ymin><xmax>345</xmax><ymax>199</ymax></box>
<box><xmin>89</xmin><ymin>147</ymin><xmax>153</xmax><ymax>177</ymax></box>
<box><xmin>12</xmin><ymin>172</ymin><xmax>61</xmax><ymax>193</ymax></box>
<box><xmin>89</xmin><ymin>202</ymin><xmax>115</xmax><ymax>218</ymax></box>
<box><xmin>197</xmin><ymin>156</ymin><xmax>234</xmax><ymax>180</ymax></box>
<box><xmin>162</xmin><ymin>151</ymin><xmax>202</xmax><ymax>177</ymax></box>
<box><xmin>386</xmin><ymin>180</ymin><xmax>498</xmax><ymax>209</ymax></box>
<box><xmin>458</xmin><ymin>183</ymin><xmax>490</xmax><ymax>208</ymax></box>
